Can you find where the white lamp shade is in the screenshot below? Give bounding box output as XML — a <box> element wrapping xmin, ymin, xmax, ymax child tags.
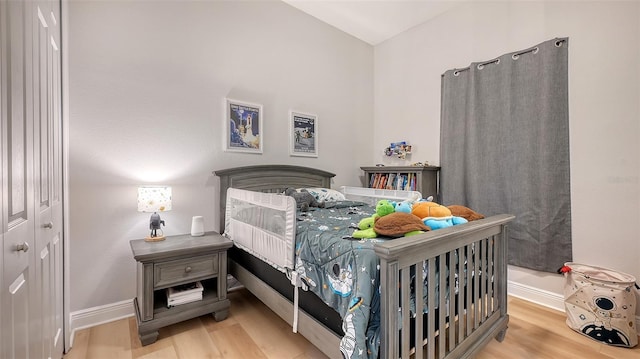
<box><xmin>137</xmin><ymin>186</ymin><xmax>172</xmax><ymax>212</ymax></box>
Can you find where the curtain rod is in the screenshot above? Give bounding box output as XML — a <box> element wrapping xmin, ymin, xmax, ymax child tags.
<box><xmin>452</xmin><ymin>38</ymin><xmax>567</xmax><ymax>76</ymax></box>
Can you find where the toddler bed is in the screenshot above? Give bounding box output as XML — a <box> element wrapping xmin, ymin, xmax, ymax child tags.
<box><xmin>215</xmin><ymin>165</ymin><xmax>514</xmax><ymax>359</ymax></box>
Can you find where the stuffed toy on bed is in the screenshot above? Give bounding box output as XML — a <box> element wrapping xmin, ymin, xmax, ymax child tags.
<box><xmin>284</xmin><ymin>188</ymin><xmax>325</xmax><ymax>212</ymax></box>
<box><xmin>352</xmin><ymin>199</ymin><xmax>429</xmax><ymax>238</ymax></box>
<box><xmin>352</xmin><ymin>216</ymin><xmax>377</xmax><ymax>239</ymax></box>
<box><xmin>374</xmin><ymin>212</ymin><xmax>430</xmax><ymax>237</ymax></box>
<box><xmin>352</xmin><ymin>200</ymin><xmax>394</xmax><ymax>239</ymax></box>
<box><xmin>447</xmin><ymin>205</ymin><xmax>485</xmax><ymax>221</ymax></box>
<box><xmin>374</xmin><ymin>200</ymin><xmax>395</xmax><ymax>218</ymax></box>
<box><xmin>394</xmin><ymin>201</ymin><xmax>412</xmax><ymax>213</ymax></box>
<box><xmin>411</xmin><ymin>201</ymin><xmax>468</xmax><ymax>230</ymax></box>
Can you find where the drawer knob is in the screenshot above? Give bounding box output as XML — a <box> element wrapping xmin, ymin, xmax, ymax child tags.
<box><xmin>185</xmin><ymin>266</ymin><xmax>192</xmax><ymax>273</ymax></box>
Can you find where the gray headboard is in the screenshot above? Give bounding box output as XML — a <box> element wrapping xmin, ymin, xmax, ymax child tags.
<box><xmin>214</xmin><ymin>165</ymin><xmax>335</xmax><ymax>233</ymax></box>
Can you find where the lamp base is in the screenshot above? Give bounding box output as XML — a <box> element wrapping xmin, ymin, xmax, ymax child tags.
<box><xmin>145</xmin><ymin>235</ymin><xmax>166</xmax><ymax>242</ymax></box>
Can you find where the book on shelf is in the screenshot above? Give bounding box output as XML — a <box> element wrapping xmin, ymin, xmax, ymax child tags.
<box><xmin>368</xmin><ymin>171</ymin><xmax>420</xmax><ymax>191</ymax></box>
<box><xmin>167</xmin><ymin>280</ymin><xmax>203</xmax><ymax>297</ymax></box>
<box><xmin>404</xmin><ymin>173</ymin><xmax>412</xmax><ymax>191</ymax></box>
<box><xmin>167</xmin><ymin>281</ymin><xmax>203</xmax><ymax>297</ymax></box>
<box><xmin>395</xmin><ymin>174</ymin><xmax>405</xmax><ymax>191</ymax></box>
<box><xmin>167</xmin><ymin>292</ymin><xmax>202</xmax><ymax>307</ymax></box>
<box><xmin>369</xmin><ymin>173</ymin><xmax>377</xmax><ymax>187</ymax></box>
<box><xmin>166</xmin><ymin>281</ymin><xmax>203</xmax><ymax>307</ymax></box>
<box><xmin>386</xmin><ymin>173</ymin><xmax>396</xmax><ymax>190</ymax></box>
<box><xmin>372</xmin><ymin>173</ymin><xmax>382</xmax><ymax>188</ymax></box>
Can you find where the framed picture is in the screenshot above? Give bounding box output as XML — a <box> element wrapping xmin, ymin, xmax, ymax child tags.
<box><xmin>289</xmin><ymin>110</ymin><xmax>318</xmax><ymax>157</ymax></box>
<box><xmin>225</xmin><ymin>98</ymin><xmax>263</xmax><ymax>153</ymax></box>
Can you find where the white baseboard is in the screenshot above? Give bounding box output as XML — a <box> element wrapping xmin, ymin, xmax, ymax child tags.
<box><xmin>507</xmin><ymin>280</ymin><xmax>565</xmax><ymax>312</ymax></box>
<box><xmin>69</xmin><ymin>298</ymin><xmax>135</xmax><ymax>347</ymax></box>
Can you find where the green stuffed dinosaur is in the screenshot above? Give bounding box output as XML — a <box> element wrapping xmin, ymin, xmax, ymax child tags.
<box><xmin>352</xmin><ymin>216</ymin><xmax>377</xmax><ymax>239</ymax></box>
<box><xmin>352</xmin><ymin>200</ymin><xmax>397</xmax><ymax>239</ymax></box>
<box><xmin>374</xmin><ymin>199</ymin><xmax>395</xmax><ymax>218</ymax></box>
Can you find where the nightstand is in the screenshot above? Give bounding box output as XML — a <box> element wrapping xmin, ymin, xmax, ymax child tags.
<box><xmin>130</xmin><ymin>232</ymin><xmax>233</xmax><ymax>345</ymax></box>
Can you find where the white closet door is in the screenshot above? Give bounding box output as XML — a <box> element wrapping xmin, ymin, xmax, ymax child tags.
<box><xmin>1</xmin><ymin>0</ymin><xmax>36</xmax><ymax>357</ymax></box>
<box><xmin>32</xmin><ymin>0</ymin><xmax>64</xmax><ymax>357</ymax></box>
<box><xmin>1</xmin><ymin>0</ymin><xmax>64</xmax><ymax>358</ymax></box>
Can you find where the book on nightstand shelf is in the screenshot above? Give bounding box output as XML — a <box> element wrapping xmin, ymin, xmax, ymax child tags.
<box><xmin>166</xmin><ymin>281</ymin><xmax>203</xmax><ymax>307</ymax></box>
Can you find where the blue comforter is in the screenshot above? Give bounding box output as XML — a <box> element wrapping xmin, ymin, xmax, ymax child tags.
<box><xmin>294</xmin><ymin>201</ymin><xmax>385</xmax><ymax>359</ymax></box>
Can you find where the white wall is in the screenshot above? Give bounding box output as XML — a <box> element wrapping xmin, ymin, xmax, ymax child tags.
<box><xmin>67</xmin><ymin>0</ymin><xmax>639</xmax><ymax>317</ymax></box>
<box><xmin>375</xmin><ymin>1</ymin><xmax>640</xmax><ymax>308</ymax></box>
<box><xmin>67</xmin><ymin>0</ymin><xmax>373</xmax><ymax>312</ymax></box>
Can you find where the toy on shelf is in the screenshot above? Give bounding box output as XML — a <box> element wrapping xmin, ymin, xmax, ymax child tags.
<box><xmin>384</xmin><ymin>141</ymin><xmax>412</xmax><ymax>160</ymax></box>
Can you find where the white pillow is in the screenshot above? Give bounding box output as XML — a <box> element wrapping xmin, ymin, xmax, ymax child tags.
<box><xmin>299</xmin><ymin>188</ymin><xmax>346</xmax><ymax>202</ymax></box>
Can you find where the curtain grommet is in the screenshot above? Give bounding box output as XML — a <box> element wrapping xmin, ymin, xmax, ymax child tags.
<box><xmin>512</xmin><ymin>54</ymin><xmax>519</xmax><ymax>60</ymax></box>
<box><xmin>533</xmin><ymin>47</ymin><xmax>540</xmax><ymax>54</ymax></box>
<box><xmin>478</xmin><ymin>59</ymin><xmax>499</xmax><ymax>70</ymax></box>
<box><xmin>555</xmin><ymin>40</ymin><xmax>563</xmax><ymax>47</ymax></box>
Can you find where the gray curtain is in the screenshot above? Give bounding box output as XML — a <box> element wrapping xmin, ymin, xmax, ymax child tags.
<box><xmin>440</xmin><ymin>38</ymin><xmax>571</xmax><ymax>273</ymax></box>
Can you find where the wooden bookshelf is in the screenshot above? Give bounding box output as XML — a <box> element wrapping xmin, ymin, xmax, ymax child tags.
<box><xmin>360</xmin><ymin>166</ymin><xmax>440</xmax><ymax>200</ymax></box>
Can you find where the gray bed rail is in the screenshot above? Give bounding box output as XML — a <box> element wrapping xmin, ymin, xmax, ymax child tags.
<box><xmin>375</xmin><ymin>214</ymin><xmax>514</xmax><ymax>359</ymax></box>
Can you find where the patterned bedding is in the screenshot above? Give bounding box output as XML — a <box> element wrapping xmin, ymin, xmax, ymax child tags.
<box><xmin>293</xmin><ymin>200</ymin><xmax>445</xmax><ymax>359</ymax></box>
<box><xmin>228</xmin><ymin>194</ymin><xmax>458</xmax><ymax>359</ymax></box>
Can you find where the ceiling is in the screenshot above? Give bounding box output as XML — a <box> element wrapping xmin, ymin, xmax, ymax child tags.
<box><xmin>282</xmin><ymin>0</ymin><xmax>464</xmax><ymax>45</ymax></box>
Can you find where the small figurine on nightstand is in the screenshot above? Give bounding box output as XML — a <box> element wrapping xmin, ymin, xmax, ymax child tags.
<box><xmin>137</xmin><ymin>186</ymin><xmax>171</xmax><ymax>242</ymax></box>
<box><xmin>148</xmin><ymin>213</ymin><xmax>165</xmax><ymax>241</ymax></box>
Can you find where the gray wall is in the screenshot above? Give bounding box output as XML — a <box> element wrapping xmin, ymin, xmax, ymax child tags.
<box><xmin>67</xmin><ymin>1</ymin><xmax>373</xmax><ymax>311</ymax></box>
<box><xmin>374</xmin><ymin>1</ymin><xmax>640</xmax><ymax>307</ymax></box>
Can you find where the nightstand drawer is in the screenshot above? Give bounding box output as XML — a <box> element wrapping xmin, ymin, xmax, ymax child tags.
<box><xmin>154</xmin><ymin>255</ymin><xmax>218</xmax><ymax>288</ymax></box>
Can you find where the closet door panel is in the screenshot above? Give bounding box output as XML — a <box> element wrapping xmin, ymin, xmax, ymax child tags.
<box><xmin>2</xmin><ymin>0</ymin><xmax>63</xmax><ymax>357</ymax></box>
<box><xmin>32</xmin><ymin>0</ymin><xmax>64</xmax><ymax>357</ymax></box>
<box><xmin>2</xmin><ymin>0</ymin><xmax>36</xmax><ymax>358</ymax></box>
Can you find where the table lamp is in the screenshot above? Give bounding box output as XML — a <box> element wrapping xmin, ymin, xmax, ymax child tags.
<box><xmin>138</xmin><ymin>186</ymin><xmax>172</xmax><ymax>242</ymax></box>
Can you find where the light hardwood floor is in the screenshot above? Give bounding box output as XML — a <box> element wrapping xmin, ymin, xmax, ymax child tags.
<box><xmin>65</xmin><ymin>287</ymin><xmax>640</xmax><ymax>359</ymax></box>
